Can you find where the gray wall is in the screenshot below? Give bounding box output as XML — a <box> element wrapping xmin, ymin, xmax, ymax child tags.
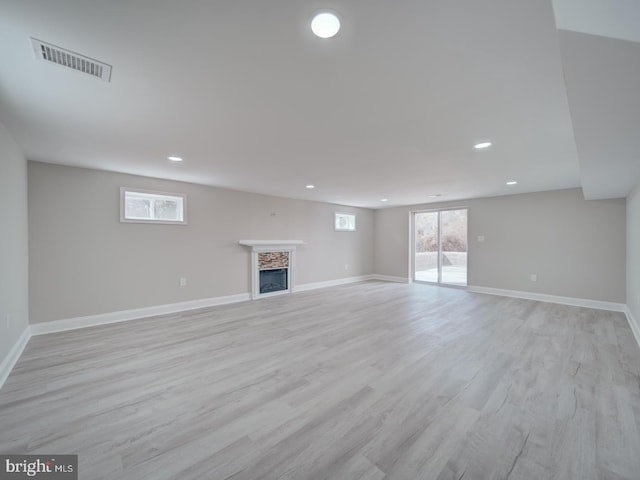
<box><xmin>628</xmin><ymin>182</ymin><xmax>640</xmax><ymax>321</ymax></box>
<box><xmin>28</xmin><ymin>162</ymin><xmax>374</xmax><ymax>323</ymax></box>
<box><xmin>0</xmin><ymin>122</ymin><xmax>29</xmax><ymax>364</ymax></box>
<box><xmin>25</xmin><ymin>162</ymin><xmax>631</xmax><ymax>326</ymax></box>
<box><xmin>375</xmin><ymin>188</ymin><xmax>626</xmax><ymax>303</ymax></box>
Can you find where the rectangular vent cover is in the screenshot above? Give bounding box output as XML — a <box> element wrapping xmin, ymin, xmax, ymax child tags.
<box><xmin>30</xmin><ymin>38</ymin><xmax>112</xmax><ymax>82</ymax></box>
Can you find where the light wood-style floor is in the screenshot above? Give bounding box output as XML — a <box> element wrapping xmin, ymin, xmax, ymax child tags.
<box><xmin>1</xmin><ymin>281</ymin><xmax>640</xmax><ymax>479</ymax></box>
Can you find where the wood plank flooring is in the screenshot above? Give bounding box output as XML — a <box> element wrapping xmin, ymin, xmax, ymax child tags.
<box><xmin>1</xmin><ymin>281</ymin><xmax>639</xmax><ymax>479</ymax></box>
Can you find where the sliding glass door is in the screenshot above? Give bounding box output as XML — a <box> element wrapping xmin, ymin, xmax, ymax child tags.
<box><xmin>413</xmin><ymin>208</ymin><xmax>467</xmax><ymax>286</ymax></box>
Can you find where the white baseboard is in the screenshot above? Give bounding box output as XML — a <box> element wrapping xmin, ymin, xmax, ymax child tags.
<box><xmin>625</xmin><ymin>307</ymin><xmax>640</xmax><ymax>348</ymax></box>
<box><xmin>30</xmin><ymin>293</ymin><xmax>252</xmax><ymax>336</ymax></box>
<box><xmin>467</xmin><ymin>285</ymin><xmax>626</xmax><ymax>312</ymax></box>
<box><xmin>4</xmin><ymin>281</ymin><xmax>634</xmax><ymax>393</ymax></box>
<box><xmin>295</xmin><ymin>275</ymin><xmax>375</xmax><ymax>293</ymax></box>
<box><xmin>370</xmin><ymin>274</ymin><xmax>410</xmax><ymax>283</ymax></box>
<box><xmin>30</xmin><ymin>275</ymin><xmax>394</xmax><ymax>336</ymax></box>
<box><xmin>0</xmin><ymin>326</ymin><xmax>31</xmax><ymax>391</ymax></box>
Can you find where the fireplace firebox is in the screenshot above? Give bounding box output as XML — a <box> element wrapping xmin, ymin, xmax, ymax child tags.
<box><xmin>259</xmin><ymin>268</ymin><xmax>288</xmax><ymax>294</ymax></box>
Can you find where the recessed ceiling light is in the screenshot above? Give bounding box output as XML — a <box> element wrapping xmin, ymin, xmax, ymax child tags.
<box><xmin>474</xmin><ymin>142</ymin><xmax>492</xmax><ymax>149</ymax></box>
<box><xmin>167</xmin><ymin>156</ymin><xmax>183</xmax><ymax>162</ymax></box>
<box><xmin>305</xmin><ymin>184</ymin><xmax>315</xmax><ymax>189</ymax></box>
<box><xmin>506</xmin><ymin>181</ymin><xmax>518</xmax><ymax>185</ymax></box>
<box><xmin>380</xmin><ymin>198</ymin><xmax>389</xmax><ymax>202</ymax></box>
<box><xmin>311</xmin><ymin>11</ymin><xmax>341</xmax><ymax>38</ymax></box>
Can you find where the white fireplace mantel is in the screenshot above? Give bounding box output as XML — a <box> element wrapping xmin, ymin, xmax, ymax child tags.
<box><xmin>239</xmin><ymin>240</ymin><xmax>304</xmax><ymax>299</ymax></box>
<box><xmin>239</xmin><ymin>240</ymin><xmax>305</xmax><ymax>251</ymax></box>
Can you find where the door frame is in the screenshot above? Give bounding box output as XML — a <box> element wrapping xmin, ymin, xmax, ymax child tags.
<box><xmin>410</xmin><ymin>206</ymin><xmax>468</xmax><ymax>287</ymax></box>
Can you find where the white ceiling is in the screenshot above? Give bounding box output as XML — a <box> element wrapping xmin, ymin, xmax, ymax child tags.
<box><xmin>0</xmin><ymin>0</ymin><xmax>637</xmax><ymax>208</ymax></box>
<box><xmin>558</xmin><ymin>31</ymin><xmax>640</xmax><ymax>200</ymax></box>
<box><xmin>552</xmin><ymin>0</ymin><xmax>640</xmax><ymax>43</ymax></box>
<box><xmin>552</xmin><ymin>0</ymin><xmax>640</xmax><ymax>200</ymax></box>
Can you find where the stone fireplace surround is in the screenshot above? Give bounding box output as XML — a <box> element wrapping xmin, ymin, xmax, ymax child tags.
<box><xmin>238</xmin><ymin>240</ymin><xmax>304</xmax><ymax>299</ymax></box>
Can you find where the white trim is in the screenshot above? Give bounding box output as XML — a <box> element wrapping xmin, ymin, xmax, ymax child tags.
<box><xmin>625</xmin><ymin>307</ymin><xmax>640</xmax><ymax>348</ymax></box>
<box><xmin>334</xmin><ymin>212</ymin><xmax>357</xmax><ymax>231</ymax></box>
<box><xmin>239</xmin><ymin>241</ymin><xmax>304</xmax><ymax>299</ymax></box>
<box><xmin>371</xmin><ymin>274</ymin><xmax>410</xmax><ymax>283</ymax></box>
<box><xmin>467</xmin><ymin>285</ymin><xmax>626</xmax><ymax>312</ymax></box>
<box><xmin>296</xmin><ymin>275</ymin><xmax>375</xmax><ymax>292</ymax></box>
<box><xmin>30</xmin><ymin>293</ymin><xmax>251</xmax><ymax>336</ymax></box>
<box><xmin>253</xmin><ymin>250</ymin><xmax>295</xmax><ymax>299</ymax></box>
<box><xmin>294</xmin><ymin>274</ymin><xmax>411</xmax><ymax>292</ymax></box>
<box><xmin>0</xmin><ymin>326</ymin><xmax>31</xmax><ymax>391</ymax></box>
<box><xmin>255</xmin><ymin>250</ymin><xmax>293</xmax><ymax>299</ymax></box>
<box><xmin>120</xmin><ymin>187</ymin><xmax>188</xmax><ymax>225</ymax></box>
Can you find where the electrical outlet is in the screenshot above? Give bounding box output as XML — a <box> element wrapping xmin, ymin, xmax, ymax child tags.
<box><xmin>345</xmin><ymin>263</ymin><xmax>349</xmax><ymax>270</ymax></box>
<box><xmin>179</xmin><ymin>277</ymin><xmax>187</xmax><ymax>287</ymax></box>
<box><xmin>477</xmin><ymin>235</ymin><xmax>485</xmax><ymax>243</ymax></box>
<box><xmin>530</xmin><ymin>274</ymin><xmax>537</xmax><ymax>282</ymax></box>
<box><xmin>6</xmin><ymin>313</ymin><xmax>11</xmax><ymax>329</ymax></box>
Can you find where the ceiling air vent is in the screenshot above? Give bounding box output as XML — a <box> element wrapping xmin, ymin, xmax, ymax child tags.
<box><xmin>30</xmin><ymin>38</ymin><xmax>112</xmax><ymax>82</ymax></box>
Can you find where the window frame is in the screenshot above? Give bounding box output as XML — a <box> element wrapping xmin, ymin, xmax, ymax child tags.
<box><xmin>120</xmin><ymin>187</ymin><xmax>188</xmax><ymax>225</ymax></box>
<box><xmin>334</xmin><ymin>212</ymin><xmax>356</xmax><ymax>231</ymax></box>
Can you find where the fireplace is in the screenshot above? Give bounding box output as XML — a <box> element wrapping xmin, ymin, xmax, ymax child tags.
<box><xmin>239</xmin><ymin>240</ymin><xmax>304</xmax><ymax>299</ymax></box>
<box><xmin>260</xmin><ymin>268</ymin><xmax>288</xmax><ymax>294</ymax></box>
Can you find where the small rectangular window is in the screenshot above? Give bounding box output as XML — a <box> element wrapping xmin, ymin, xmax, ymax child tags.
<box><xmin>335</xmin><ymin>212</ymin><xmax>356</xmax><ymax>231</ymax></box>
<box><xmin>120</xmin><ymin>188</ymin><xmax>187</xmax><ymax>224</ymax></box>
